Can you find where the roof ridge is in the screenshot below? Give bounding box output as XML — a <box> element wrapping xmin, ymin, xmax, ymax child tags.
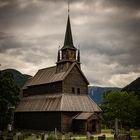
<box><xmin>39</xmin><ymin>65</ymin><xmax>56</xmax><ymax>71</ymax></box>
<box><xmin>62</xmin><ymin>62</ymin><xmax>89</xmax><ymax>84</ymax></box>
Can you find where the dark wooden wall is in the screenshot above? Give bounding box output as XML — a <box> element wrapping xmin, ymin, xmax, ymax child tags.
<box><xmin>23</xmin><ymin>82</ymin><xmax>62</xmax><ymax>96</ymax></box>
<box><xmin>63</xmin><ymin>66</ymin><xmax>88</xmax><ymax>94</ymax></box>
<box><xmin>14</xmin><ymin>112</ymin><xmax>101</xmax><ymax>133</ymax></box>
<box><xmin>73</xmin><ymin>120</ymin><xmax>86</xmax><ymax>133</ymax></box>
<box><xmin>14</xmin><ymin>112</ymin><xmax>61</xmax><ymax>131</ymax></box>
<box><xmin>61</xmin><ymin>112</ymin><xmax>78</xmax><ymax>132</ymax></box>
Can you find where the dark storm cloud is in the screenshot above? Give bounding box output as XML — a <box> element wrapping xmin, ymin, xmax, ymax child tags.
<box><xmin>0</xmin><ymin>1</ymin><xmax>44</xmax><ymax>30</ymax></box>
<box><xmin>0</xmin><ymin>32</ymin><xmax>13</xmax><ymax>40</ymax></box>
<box><xmin>102</xmin><ymin>0</ymin><xmax>140</xmax><ymax>10</ymax></box>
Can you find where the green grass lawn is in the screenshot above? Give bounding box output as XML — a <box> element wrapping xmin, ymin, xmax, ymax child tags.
<box><xmin>130</xmin><ymin>129</ymin><xmax>140</xmax><ymax>136</ymax></box>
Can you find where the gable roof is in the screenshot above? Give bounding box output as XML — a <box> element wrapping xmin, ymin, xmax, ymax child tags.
<box><xmin>74</xmin><ymin>113</ymin><xmax>99</xmax><ymax>120</ymax></box>
<box><xmin>24</xmin><ymin>62</ymin><xmax>89</xmax><ymax>87</ymax></box>
<box><xmin>74</xmin><ymin>113</ymin><xmax>93</xmax><ymax>120</ymax></box>
<box><xmin>15</xmin><ymin>94</ymin><xmax>101</xmax><ymax>112</ymax></box>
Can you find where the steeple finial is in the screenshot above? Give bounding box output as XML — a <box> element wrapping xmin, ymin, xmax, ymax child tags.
<box><xmin>64</xmin><ymin>12</ymin><xmax>73</xmax><ymax>46</ymax></box>
<box><xmin>68</xmin><ymin>0</ymin><xmax>70</xmax><ymax>14</ymax></box>
<box><xmin>77</xmin><ymin>45</ymin><xmax>80</xmax><ymax>62</ymax></box>
<box><xmin>61</xmin><ymin>2</ymin><xmax>76</xmax><ymax>50</ymax></box>
<box><xmin>57</xmin><ymin>46</ymin><xmax>61</xmax><ymax>62</ymax></box>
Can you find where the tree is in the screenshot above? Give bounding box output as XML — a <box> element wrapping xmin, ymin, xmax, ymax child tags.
<box><xmin>0</xmin><ymin>70</ymin><xmax>20</xmax><ymax>130</ymax></box>
<box><xmin>101</xmin><ymin>91</ymin><xmax>140</xmax><ymax>129</ymax></box>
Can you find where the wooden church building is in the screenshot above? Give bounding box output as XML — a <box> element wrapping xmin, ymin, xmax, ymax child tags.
<box><xmin>14</xmin><ymin>14</ymin><xmax>102</xmax><ymax>133</ymax></box>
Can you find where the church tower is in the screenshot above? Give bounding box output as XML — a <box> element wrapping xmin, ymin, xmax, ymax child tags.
<box><xmin>15</xmin><ymin>8</ymin><xmax>101</xmax><ymax>134</ymax></box>
<box><xmin>56</xmin><ymin>15</ymin><xmax>80</xmax><ymax>72</ymax></box>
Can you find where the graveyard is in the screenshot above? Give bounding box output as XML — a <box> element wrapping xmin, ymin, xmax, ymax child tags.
<box><xmin>0</xmin><ymin>129</ymin><xmax>140</xmax><ymax>140</ymax></box>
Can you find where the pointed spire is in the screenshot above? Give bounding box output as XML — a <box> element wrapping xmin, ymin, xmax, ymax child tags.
<box><xmin>64</xmin><ymin>15</ymin><xmax>73</xmax><ymax>46</ymax></box>
<box><xmin>57</xmin><ymin>46</ymin><xmax>61</xmax><ymax>62</ymax></box>
<box><xmin>61</xmin><ymin>2</ymin><xmax>76</xmax><ymax>50</ymax></box>
<box><xmin>77</xmin><ymin>47</ymin><xmax>80</xmax><ymax>62</ymax></box>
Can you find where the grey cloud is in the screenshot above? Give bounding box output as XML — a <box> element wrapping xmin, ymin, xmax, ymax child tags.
<box><xmin>102</xmin><ymin>0</ymin><xmax>140</xmax><ymax>10</ymax></box>
<box><xmin>0</xmin><ymin>0</ymin><xmax>140</xmax><ymax>87</ymax></box>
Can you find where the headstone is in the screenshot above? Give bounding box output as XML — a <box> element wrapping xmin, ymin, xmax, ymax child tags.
<box><xmin>16</xmin><ymin>132</ymin><xmax>24</xmax><ymax>140</ymax></box>
<box><xmin>7</xmin><ymin>124</ymin><xmax>12</xmax><ymax>132</ymax></box>
<box><xmin>31</xmin><ymin>134</ymin><xmax>36</xmax><ymax>140</ymax></box>
<box><xmin>86</xmin><ymin>131</ymin><xmax>91</xmax><ymax>140</ymax></box>
<box><xmin>44</xmin><ymin>133</ymin><xmax>48</xmax><ymax>140</ymax></box>
<box><xmin>86</xmin><ymin>131</ymin><xmax>94</xmax><ymax>140</ymax></box>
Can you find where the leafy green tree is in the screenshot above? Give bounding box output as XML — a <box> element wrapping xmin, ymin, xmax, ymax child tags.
<box><xmin>101</xmin><ymin>91</ymin><xmax>140</xmax><ymax>129</ymax></box>
<box><xmin>0</xmin><ymin>70</ymin><xmax>20</xmax><ymax>130</ymax></box>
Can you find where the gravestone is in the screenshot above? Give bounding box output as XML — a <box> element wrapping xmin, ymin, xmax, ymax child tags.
<box><xmin>86</xmin><ymin>132</ymin><xmax>94</xmax><ymax>140</ymax></box>
<box><xmin>44</xmin><ymin>133</ymin><xmax>48</xmax><ymax>140</ymax></box>
<box><xmin>86</xmin><ymin>131</ymin><xmax>91</xmax><ymax>140</ymax></box>
<box><xmin>16</xmin><ymin>132</ymin><xmax>24</xmax><ymax>140</ymax></box>
<box><xmin>31</xmin><ymin>134</ymin><xmax>36</xmax><ymax>140</ymax></box>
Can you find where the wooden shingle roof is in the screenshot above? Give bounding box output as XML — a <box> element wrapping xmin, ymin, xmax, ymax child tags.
<box><xmin>24</xmin><ymin>62</ymin><xmax>89</xmax><ymax>87</ymax></box>
<box><xmin>74</xmin><ymin>113</ymin><xmax>93</xmax><ymax>120</ymax></box>
<box><xmin>15</xmin><ymin>94</ymin><xmax>101</xmax><ymax>112</ymax></box>
<box><xmin>74</xmin><ymin>113</ymin><xmax>99</xmax><ymax>120</ymax></box>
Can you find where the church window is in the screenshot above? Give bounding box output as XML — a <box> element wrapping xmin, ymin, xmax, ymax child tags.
<box><xmin>77</xmin><ymin>88</ymin><xmax>80</xmax><ymax>94</ymax></box>
<box><xmin>72</xmin><ymin>87</ymin><xmax>75</xmax><ymax>93</ymax></box>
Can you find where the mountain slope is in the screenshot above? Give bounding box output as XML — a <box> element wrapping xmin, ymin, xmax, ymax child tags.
<box><xmin>88</xmin><ymin>86</ymin><xmax>121</xmax><ymax>104</ymax></box>
<box><xmin>122</xmin><ymin>77</ymin><xmax>140</xmax><ymax>95</ymax></box>
<box><xmin>2</xmin><ymin>69</ymin><xmax>32</xmax><ymax>88</ymax></box>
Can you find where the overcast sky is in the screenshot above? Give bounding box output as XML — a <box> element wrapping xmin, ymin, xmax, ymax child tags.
<box><xmin>0</xmin><ymin>0</ymin><xmax>140</xmax><ymax>87</ymax></box>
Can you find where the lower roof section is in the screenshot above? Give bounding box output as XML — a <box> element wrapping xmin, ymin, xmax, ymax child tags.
<box><xmin>74</xmin><ymin>112</ymin><xmax>99</xmax><ymax>120</ymax></box>
<box><xmin>15</xmin><ymin>94</ymin><xmax>101</xmax><ymax>112</ymax></box>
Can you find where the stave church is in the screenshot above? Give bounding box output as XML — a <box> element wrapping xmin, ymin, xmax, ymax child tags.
<box><xmin>14</xmin><ymin>12</ymin><xmax>102</xmax><ymax>133</ymax></box>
